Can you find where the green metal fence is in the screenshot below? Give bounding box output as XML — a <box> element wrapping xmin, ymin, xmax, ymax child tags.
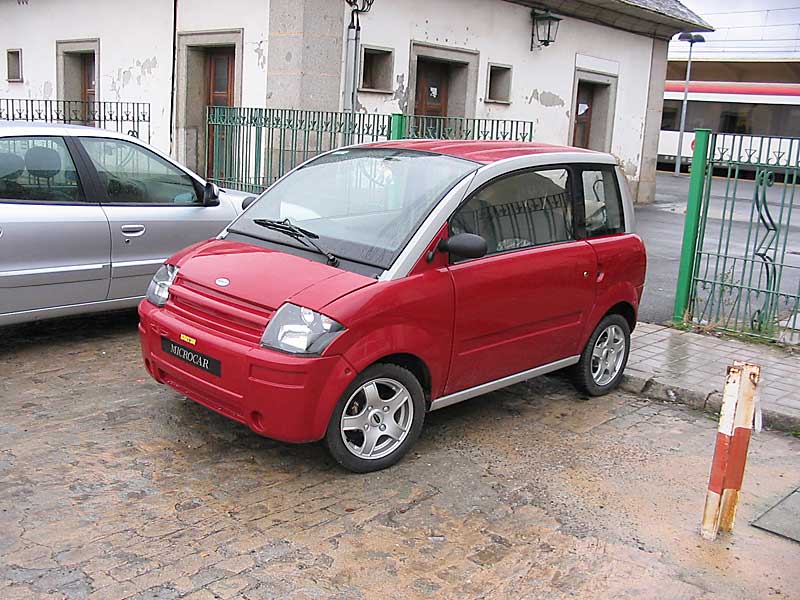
<box><xmin>675</xmin><ymin>130</ymin><xmax>800</xmax><ymax>344</ymax></box>
<box><xmin>206</xmin><ymin>107</ymin><xmax>536</xmax><ymax>193</ymax></box>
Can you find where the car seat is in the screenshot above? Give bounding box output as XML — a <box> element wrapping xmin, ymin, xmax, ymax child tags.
<box><xmin>0</xmin><ymin>152</ymin><xmax>26</xmax><ymax>199</ymax></box>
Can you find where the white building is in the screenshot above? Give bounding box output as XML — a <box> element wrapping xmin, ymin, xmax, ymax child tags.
<box><xmin>1</xmin><ymin>0</ymin><xmax>709</xmax><ymax>203</ymax></box>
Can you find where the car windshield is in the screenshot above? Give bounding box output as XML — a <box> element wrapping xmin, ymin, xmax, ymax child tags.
<box><xmin>229</xmin><ymin>148</ymin><xmax>478</xmax><ymax>269</ymax></box>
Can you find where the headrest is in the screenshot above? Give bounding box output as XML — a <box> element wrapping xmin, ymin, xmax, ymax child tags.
<box><xmin>25</xmin><ymin>146</ymin><xmax>62</xmax><ymax>179</ymax></box>
<box><xmin>0</xmin><ymin>152</ymin><xmax>25</xmax><ymax>181</ymax></box>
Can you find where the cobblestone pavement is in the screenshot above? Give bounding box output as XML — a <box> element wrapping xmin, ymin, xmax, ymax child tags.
<box><xmin>627</xmin><ymin>323</ymin><xmax>800</xmax><ymax>430</ymax></box>
<box><xmin>1</xmin><ymin>311</ymin><xmax>798</xmax><ymax>599</ymax></box>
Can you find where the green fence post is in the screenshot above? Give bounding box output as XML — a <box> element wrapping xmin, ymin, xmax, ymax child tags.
<box><xmin>390</xmin><ymin>113</ymin><xmax>406</xmax><ymax>140</ymax></box>
<box><xmin>673</xmin><ymin>128</ymin><xmax>712</xmax><ymax>322</ymax></box>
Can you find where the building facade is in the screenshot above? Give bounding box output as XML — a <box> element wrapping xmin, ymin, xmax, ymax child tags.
<box><xmin>1</xmin><ymin>0</ymin><xmax>709</xmax><ymax>203</ymax></box>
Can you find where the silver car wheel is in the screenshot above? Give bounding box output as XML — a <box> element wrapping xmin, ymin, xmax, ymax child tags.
<box><xmin>591</xmin><ymin>324</ymin><xmax>627</xmax><ymax>386</ymax></box>
<box><xmin>340</xmin><ymin>378</ymin><xmax>414</xmax><ymax>460</ymax></box>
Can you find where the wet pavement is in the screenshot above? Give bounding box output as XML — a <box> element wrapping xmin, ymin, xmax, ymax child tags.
<box><xmin>1</xmin><ymin>312</ymin><xmax>799</xmax><ymax>599</ymax></box>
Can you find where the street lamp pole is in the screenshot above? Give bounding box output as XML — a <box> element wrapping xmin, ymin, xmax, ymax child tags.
<box><xmin>674</xmin><ymin>32</ymin><xmax>705</xmax><ymax>175</ymax></box>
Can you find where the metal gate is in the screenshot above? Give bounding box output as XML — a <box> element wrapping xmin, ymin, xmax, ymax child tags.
<box><xmin>674</xmin><ymin>129</ymin><xmax>800</xmax><ymax>343</ymax></box>
<box><xmin>205</xmin><ymin>107</ymin><xmax>536</xmax><ymax>194</ymax></box>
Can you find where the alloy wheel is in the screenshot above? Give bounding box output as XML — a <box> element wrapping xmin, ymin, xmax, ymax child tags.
<box><xmin>340</xmin><ymin>378</ymin><xmax>414</xmax><ymax>460</ymax></box>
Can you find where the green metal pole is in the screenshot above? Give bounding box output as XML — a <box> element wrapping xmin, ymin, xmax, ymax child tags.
<box><xmin>390</xmin><ymin>113</ymin><xmax>406</xmax><ymax>140</ymax></box>
<box><xmin>673</xmin><ymin>128</ymin><xmax>712</xmax><ymax>322</ymax></box>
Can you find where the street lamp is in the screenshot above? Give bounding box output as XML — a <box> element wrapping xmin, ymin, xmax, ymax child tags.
<box><xmin>674</xmin><ymin>32</ymin><xmax>705</xmax><ymax>175</ymax></box>
<box><xmin>531</xmin><ymin>8</ymin><xmax>562</xmax><ymax>50</ymax></box>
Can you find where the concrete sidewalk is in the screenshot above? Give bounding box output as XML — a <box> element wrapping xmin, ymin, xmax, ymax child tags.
<box><xmin>623</xmin><ymin>323</ymin><xmax>800</xmax><ymax>432</ymax></box>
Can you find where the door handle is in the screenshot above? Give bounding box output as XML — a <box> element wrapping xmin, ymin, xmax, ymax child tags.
<box><xmin>121</xmin><ymin>224</ymin><xmax>146</xmax><ymax>237</ymax></box>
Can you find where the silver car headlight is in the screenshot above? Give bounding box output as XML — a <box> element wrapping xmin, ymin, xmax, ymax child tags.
<box><xmin>145</xmin><ymin>264</ymin><xmax>179</xmax><ymax>307</ymax></box>
<box><xmin>260</xmin><ymin>303</ymin><xmax>345</xmax><ymax>355</ymax></box>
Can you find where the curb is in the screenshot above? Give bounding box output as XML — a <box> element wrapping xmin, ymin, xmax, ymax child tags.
<box><xmin>620</xmin><ymin>373</ymin><xmax>800</xmax><ymax>434</ymax></box>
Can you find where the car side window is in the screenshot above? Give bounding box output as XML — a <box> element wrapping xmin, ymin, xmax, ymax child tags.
<box><xmin>0</xmin><ymin>136</ymin><xmax>83</xmax><ymax>203</ymax></box>
<box><xmin>80</xmin><ymin>137</ymin><xmax>200</xmax><ymax>205</ymax></box>
<box><xmin>450</xmin><ymin>168</ymin><xmax>574</xmax><ymax>258</ymax></box>
<box><xmin>581</xmin><ymin>167</ymin><xmax>625</xmax><ymax>236</ymax></box>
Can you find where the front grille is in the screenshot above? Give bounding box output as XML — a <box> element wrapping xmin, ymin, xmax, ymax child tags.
<box><xmin>166</xmin><ymin>278</ymin><xmax>272</xmax><ymax>345</ymax></box>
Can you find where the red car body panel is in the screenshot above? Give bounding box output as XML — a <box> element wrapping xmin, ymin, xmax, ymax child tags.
<box><xmin>138</xmin><ymin>141</ymin><xmax>647</xmax><ymax>445</ymax></box>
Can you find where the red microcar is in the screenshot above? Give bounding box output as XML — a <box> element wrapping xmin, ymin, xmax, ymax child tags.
<box><xmin>139</xmin><ymin>140</ymin><xmax>646</xmax><ymax>472</ymax></box>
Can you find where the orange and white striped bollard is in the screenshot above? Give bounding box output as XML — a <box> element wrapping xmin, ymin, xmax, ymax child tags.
<box><xmin>701</xmin><ymin>361</ymin><xmax>761</xmax><ymax>541</ymax></box>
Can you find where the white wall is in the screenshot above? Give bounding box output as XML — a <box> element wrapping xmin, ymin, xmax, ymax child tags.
<box><xmin>670</xmin><ymin>0</ymin><xmax>800</xmax><ymax>61</ymax></box>
<box><xmin>356</xmin><ymin>0</ymin><xmax>655</xmax><ymax>182</ymax></box>
<box><xmin>0</xmin><ymin>0</ymin><xmax>269</xmax><ymax>154</ymax></box>
<box><xmin>0</xmin><ymin>0</ymin><xmax>174</xmax><ymax>150</ymax></box>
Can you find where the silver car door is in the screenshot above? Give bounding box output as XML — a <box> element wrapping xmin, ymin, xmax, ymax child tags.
<box><xmin>0</xmin><ymin>135</ymin><xmax>111</xmax><ymax>319</ymax></box>
<box><xmin>76</xmin><ymin>136</ymin><xmax>237</xmax><ymax>300</ymax></box>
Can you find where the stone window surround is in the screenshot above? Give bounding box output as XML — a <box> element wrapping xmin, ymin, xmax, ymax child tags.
<box><xmin>408</xmin><ymin>41</ymin><xmax>479</xmax><ymax>119</ymax></box>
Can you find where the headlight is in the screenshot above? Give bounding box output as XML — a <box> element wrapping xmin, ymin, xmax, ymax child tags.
<box><xmin>145</xmin><ymin>264</ymin><xmax>179</xmax><ymax>307</ymax></box>
<box><xmin>260</xmin><ymin>303</ymin><xmax>345</xmax><ymax>355</ymax></box>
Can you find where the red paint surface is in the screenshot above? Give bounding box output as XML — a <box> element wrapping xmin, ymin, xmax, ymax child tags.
<box><xmin>664</xmin><ymin>81</ymin><xmax>800</xmax><ymax>98</ymax></box>
<box><xmin>138</xmin><ymin>175</ymin><xmax>646</xmax><ymax>444</ymax></box>
<box><xmin>708</xmin><ymin>428</ymin><xmax>753</xmax><ymax>495</ymax></box>
<box><xmin>363</xmin><ymin>139</ymin><xmax>597</xmax><ymax>164</ymax></box>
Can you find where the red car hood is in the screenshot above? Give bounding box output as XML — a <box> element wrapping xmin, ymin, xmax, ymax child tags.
<box><xmin>172</xmin><ymin>239</ymin><xmax>376</xmax><ymax>312</ymax></box>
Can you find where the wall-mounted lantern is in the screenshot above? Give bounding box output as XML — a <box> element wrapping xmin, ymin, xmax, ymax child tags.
<box><xmin>531</xmin><ymin>8</ymin><xmax>562</xmax><ymax>49</ymax></box>
<box><xmin>345</xmin><ymin>0</ymin><xmax>375</xmax><ymax>14</ymax></box>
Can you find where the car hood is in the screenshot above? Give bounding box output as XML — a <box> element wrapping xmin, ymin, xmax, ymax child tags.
<box><xmin>172</xmin><ymin>239</ymin><xmax>376</xmax><ymax>313</ymax></box>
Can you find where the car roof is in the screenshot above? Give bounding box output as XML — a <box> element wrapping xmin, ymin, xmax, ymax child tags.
<box><xmin>361</xmin><ymin>139</ymin><xmax>613</xmax><ymax>165</ymax></box>
<box><xmin>0</xmin><ymin>121</ymin><xmax>138</xmax><ymax>141</ymax></box>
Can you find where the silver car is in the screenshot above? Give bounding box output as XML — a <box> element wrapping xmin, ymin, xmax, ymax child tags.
<box><xmin>0</xmin><ymin>122</ymin><xmax>253</xmax><ymax>326</ymax></box>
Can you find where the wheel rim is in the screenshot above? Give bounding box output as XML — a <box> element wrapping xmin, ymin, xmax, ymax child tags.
<box><xmin>591</xmin><ymin>324</ymin><xmax>627</xmax><ymax>386</ymax></box>
<box><xmin>340</xmin><ymin>378</ymin><xmax>414</xmax><ymax>461</ymax></box>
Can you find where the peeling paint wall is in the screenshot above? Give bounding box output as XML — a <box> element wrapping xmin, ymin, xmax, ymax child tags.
<box><xmin>0</xmin><ymin>0</ymin><xmax>268</xmax><ymax>155</ymax></box>
<box><xmin>356</xmin><ymin>0</ymin><xmax>654</xmax><ymax>190</ymax></box>
<box><xmin>0</xmin><ymin>0</ymin><xmax>174</xmax><ymax>150</ymax></box>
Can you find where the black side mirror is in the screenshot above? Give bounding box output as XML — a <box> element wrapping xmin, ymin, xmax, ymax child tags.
<box><xmin>203</xmin><ymin>182</ymin><xmax>220</xmax><ymax>206</ymax></box>
<box><xmin>242</xmin><ymin>196</ymin><xmax>257</xmax><ymax>210</ymax></box>
<box><xmin>438</xmin><ymin>232</ymin><xmax>488</xmax><ymax>260</ymax></box>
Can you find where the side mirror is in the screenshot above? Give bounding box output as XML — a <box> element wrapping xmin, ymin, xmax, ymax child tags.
<box><xmin>438</xmin><ymin>232</ymin><xmax>488</xmax><ymax>260</ymax></box>
<box><xmin>203</xmin><ymin>182</ymin><xmax>220</xmax><ymax>206</ymax></box>
<box><xmin>242</xmin><ymin>196</ymin><xmax>257</xmax><ymax>210</ymax></box>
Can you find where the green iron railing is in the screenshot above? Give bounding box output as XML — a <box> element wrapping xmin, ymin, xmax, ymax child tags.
<box><xmin>206</xmin><ymin>107</ymin><xmax>536</xmax><ymax>193</ymax></box>
<box><xmin>675</xmin><ymin>130</ymin><xmax>800</xmax><ymax>344</ymax></box>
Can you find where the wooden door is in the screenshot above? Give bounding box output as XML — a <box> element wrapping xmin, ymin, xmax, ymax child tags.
<box><xmin>207</xmin><ymin>48</ymin><xmax>235</xmax><ymax>179</ymax></box>
<box><xmin>572</xmin><ymin>81</ymin><xmax>593</xmax><ymax>148</ymax></box>
<box><xmin>415</xmin><ymin>60</ymin><xmax>449</xmax><ymax>117</ymax></box>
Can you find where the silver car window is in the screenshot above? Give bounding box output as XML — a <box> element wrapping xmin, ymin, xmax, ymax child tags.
<box><xmin>80</xmin><ymin>137</ymin><xmax>200</xmax><ymax>205</ymax></box>
<box><xmin>0</xmin><ymin>136</ymin><xmax>83</xmax><ymax>203</ymax></box>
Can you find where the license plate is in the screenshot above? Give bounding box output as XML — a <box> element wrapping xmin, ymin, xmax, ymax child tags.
<box><xmin>161</xmin><ymin>336</ymin><xmax>221</xmax><ymax>377</ymax></box>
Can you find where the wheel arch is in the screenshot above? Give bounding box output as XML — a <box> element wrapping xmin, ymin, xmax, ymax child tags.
<box><xmin>366</xmin><ymin>352</ymin><xmax>433</xmax><ymax>405</ymax></box>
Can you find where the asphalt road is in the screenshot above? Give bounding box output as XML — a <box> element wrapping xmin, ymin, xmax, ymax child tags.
<box><xmin>636</xmin><ymin>171</ymin><xmax>800</xmax><ymax>324</ymax></box>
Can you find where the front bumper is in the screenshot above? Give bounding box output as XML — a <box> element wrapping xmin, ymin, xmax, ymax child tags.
<box><xmin>138</xmin><ymin>300</ymin><xmax>357</xmax><ymax>443</ymax></box>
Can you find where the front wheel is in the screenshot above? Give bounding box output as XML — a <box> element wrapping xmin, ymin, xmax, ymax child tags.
<box><xmin>324</xmin><ymin>363</ymin><xmax>425</xmax><ymax>473</ymax></box>
<box><xmin>573</xmin><ymin>314</ymin><xmax>631</xmax><ymax>396</ymax></box>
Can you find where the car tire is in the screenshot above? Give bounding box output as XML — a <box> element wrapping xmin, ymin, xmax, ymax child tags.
<box><xmin>325</xmin><ymin>363</ymin><xmax>426</xmax><ymax>473</ymax></box>
<box><xmin>573</xmin><ymin>314</ymin><xmax>631</xmax><ymax>396</ymax></box>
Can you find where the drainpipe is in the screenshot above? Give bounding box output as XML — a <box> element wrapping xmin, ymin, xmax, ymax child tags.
<box><xmin>169</xmin><ymin>0</ymin><xmax>178</xmax><ymax>154</ymax></box>
<box><xmin>343</xmin><ymin>10</ymin><xmax>357</xmax><ymax>112</ymax></box>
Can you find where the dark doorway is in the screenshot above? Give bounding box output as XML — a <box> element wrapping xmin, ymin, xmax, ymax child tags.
<box><xmin>206</xmin><ymin>47</ymin><xmax>235</xmax><ymax>179</ymax></box>
<box><xmin>207</xmin><ymin>48</ymin><xmax>235</xmax><ymax>107</ymax></box>
<box><xmin>415</xmin><ymin>60</ymin><xmax>450</xmax><ymax>117</ymax></box>
<box><xmin>80</xmin><ymin>54</ymin><xmax>96</xmax><ymax>104</ymax></box>
<box><xmin>573</xmin><ymin>81</ymin><xmax>594</xmax><ymax>148</ymax></box>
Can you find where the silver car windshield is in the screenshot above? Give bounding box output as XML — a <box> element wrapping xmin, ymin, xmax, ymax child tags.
<box><xmin>229</xmin><ymin>148</ymin><xmax>478</xmax><ymax>269</ymax></box>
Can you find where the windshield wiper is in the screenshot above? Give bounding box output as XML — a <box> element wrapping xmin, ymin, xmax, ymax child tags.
<box><xmin>252</xmin><ymin>218</ymin><xmax>340</xmax><ymax>267</ymax></box>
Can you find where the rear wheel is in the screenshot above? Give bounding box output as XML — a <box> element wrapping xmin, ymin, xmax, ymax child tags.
<box><xmin>573</xmin><ymin>314</ymin><xmax>630</xmax><ymax>396</ymax></box>
<box><xmin>325</xmin><ymin>363</ymin><xmax>425</xmax><ymax>473</ymax></box>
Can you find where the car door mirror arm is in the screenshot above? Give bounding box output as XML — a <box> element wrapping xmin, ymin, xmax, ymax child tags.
<box><xmin>203</xmin><ymin>181</ymin><xmax>220</xmax><ymax>206</ymax></box>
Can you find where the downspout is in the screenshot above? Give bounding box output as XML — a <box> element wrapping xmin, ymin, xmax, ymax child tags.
<box><xmin>343</xmin><ymin>9</ymin><xmax>357</xmax><ymax>112</ymax></box>
<box><xmin>169</xmin><ymin>0</ymin><xmax>178</xmax><ymax>154</ymax></box>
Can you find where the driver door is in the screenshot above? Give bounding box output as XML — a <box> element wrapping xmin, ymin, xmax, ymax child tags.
<box><xmin>75</xmin><ymin>137</ymin><xmax>237</xmax><ymax>299</ymax></box>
